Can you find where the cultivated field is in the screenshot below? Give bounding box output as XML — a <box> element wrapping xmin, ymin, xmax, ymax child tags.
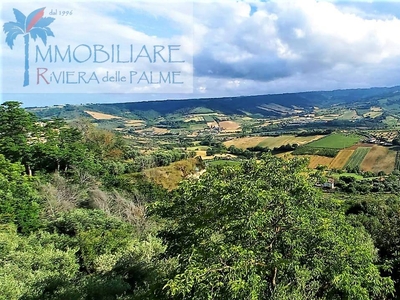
<box><xmin>306</xmin><ymin>133</ymin><xmax>361</xmax><ymax>149</ymax></box>
<box><xmin>347</xmin><ymin>143</ymin><xmax>374</xmax><ymax>150</ymax></box>
<box><xmin>384</xmin><ymin>116</ymin><xmax>398</xmax><ymax>127</ymax></box>
<box><xmin>344</xmin><ymin>147</ymin><xmax>371</xmax><ymax>170</ymax></box>
<box><xmin>241</xmin><ymin>117</ymin><xmax>254</xmax><ymax>121</ymax></box>
<box><xmin>315</xmin><ymin>114</ymin><xmax>340</xmax><ymax>121</ymax></box>
<box><xmin>395</xmin><ymin>152</ymin><xmax>400</xmax><ymax>171</ymax></box>
<box><xmin>195</xmin><ymin>150</ymin><xmax>207</xmax><ymax>157</ymax></box>
<box><xmin>361</xmin><ymin>145</ymin><xmax>397</xmax><ymax>174</ymax></box>
<box><xmin>339</xmin><ymin>110</ymin><xmax>358</xmax><ymax>120</ymax></box>
<box><xmin>308</xmin><ymin>156</ymin><xmax>334</xmax><ymax>169</ymax></box>
<box><xmin>225</xmin><ymin>135</ymin><xmax>324</xmax><ymax>150</ymax></box>
<box><xmin>224</xmin><ymin>137</ymin><xmax>269</xmax><ymax>149</ymax></box>
<box><xmin>184</xmin><ymin>116</ymin><xmax>204</xmax><ymax>122</ymax></box>
<box><xmin>219</xmin><ymin>121</ymin><xmax>241</xmax><ymax>131</ymax></box>
<box><xmin>329</xmin><ymin>150</ymin><xmax>354</xmax><ymax>169</ymax></box>
<box><xmin>203</xmin><ymin>115</ymin><xmax>215</xmax><ymax>122</ymax></box>
<box><xmin>331</xmin><ymin>173</ymin><xmax>364</xmax><ymax>181</ymax></box>
<box><xmin>363</xmin><ymin>107</ymin><xmax>383</xmax><ymax>118</ymax></box>
<box><xmin>84</xmin><ymin>111</ymin><xmax>121</xmax><ymax>120</ymax></box>
<box><xmin>207</xmin><ymin>121</ymin><xmax>219</xmax><ymax>128</ymax></box>
<box><xmin>258</xmin><ymin>135</ymin><xmax>324</xmax><ymax>148</ymax></box>
<box><xmin>189</xmin><ymin>124</ymin><xmax>207</xmax><ymax>131</ymax></box>
<box><xmin>125</xmin><ymin>120</ymin><xmax>146</xmax><ymax>127</ymax></box>
<box><xmin>363</xmin><ymin>111</ymin><xmax>383</xmax><ymax>118</ymax></box>
<box><xmin>152</xmin><ymin>127</ymin><xmax>169</xmax><ymax>134</ymax></box>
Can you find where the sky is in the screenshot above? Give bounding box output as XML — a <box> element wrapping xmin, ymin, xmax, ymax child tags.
<box><xmin>1</xmin><ymin>0</ymin><xmax>400</xmax><ymax>106</ymax></box>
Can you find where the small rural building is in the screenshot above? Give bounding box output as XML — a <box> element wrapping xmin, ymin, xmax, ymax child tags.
<box><xmin>316</xmin><ymin>178</ymin><xmax>335</xmax><ymax>190</ymax></box>
<box><xmin>322</xmin><ymin>180</ymin><xmax>335</xmax><ymax>189</ymax></box>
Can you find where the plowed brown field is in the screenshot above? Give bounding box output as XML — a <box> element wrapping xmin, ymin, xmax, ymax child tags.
<box><xmin>360</xmin><ymin>145</ymin><xmax>396</xmax><ymax>174</ymax></box>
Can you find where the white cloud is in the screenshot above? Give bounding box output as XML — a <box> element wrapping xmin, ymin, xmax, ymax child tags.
<box><xmin>1</xmin><ymin>1</ymin><xmax>193</xmax><ymax>94</ymax></box>
<box><xmin>2</xmin><ymin>0</ymin><xmax>400</xmax><ymax>104</ymax></box>
<box><xmin>190</xmin><ymin>0</ymin><xmax>400</xmax><ymax>98</ymax></box>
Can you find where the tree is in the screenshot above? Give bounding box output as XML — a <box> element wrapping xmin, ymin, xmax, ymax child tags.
<box><xmin>0</xmin><ymin>225</ymin><xmax>79</xmax><ymax>300</ymax></box>
<box><xmin>47</xmin><ymin>209</ymin><xmax>168</xmax><ymax>299</ymax></box>
<box><xmin>155</xmin><ymin>155</ymin><xmax>393</xmax><ymax>299</ymax></box>
<box><xmin>3</xmin><ymin>8</ymin><xmax>55</xmax><ymax>86</ymax></box>
<box><xmin>0</xmin><ymin>154</ymin><xmax>41</xmax><ymax>233</ymax></box>
<box><xmin>347</xmin><ymin>196</ymin><xmax>400</xmax><ymax>298</ymax></box>
<box><xmin>0</xmin><ymin>101</ymin><xmax>38</xmax><ymax>175</ymax></box>
<box><xmin>240</xmin><ymin>124</ymin><xmax>251</xmax><ymax>136</ymax></box>
<box><xmin>200</xmin><ymin>135</ymin><xmax>214</xmax><ymax>147</ymax></box>
<box><xmin>42</xmin><ymin>121</ymin><xmax>87</xmax><ymax>172</ymax></box>
<box><xmin>0</xmin><ymin>106</ymin><xmax>88</xmax><ymax>175</ymax></box>
<box><xmin>79</xmin><ymin>123</ymin><xmax>126</xmax><ymax>161</ymax></box>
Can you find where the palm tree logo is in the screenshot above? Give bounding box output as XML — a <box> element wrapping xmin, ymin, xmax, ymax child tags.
<box><xmin>3</xmin><ymin>7</ymin><xmax>55</xmax><ymax>87</ymax></box>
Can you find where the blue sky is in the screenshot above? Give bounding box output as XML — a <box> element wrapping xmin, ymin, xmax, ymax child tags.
<box><xmin>107</xmin><ymin>7</ymin><xmax>184</xmax><ymax>38</ymax></box>
<box><xmin>2</xmin><ymin>0</ymin><xmax>400</xmax><ymax>106</ymax></box>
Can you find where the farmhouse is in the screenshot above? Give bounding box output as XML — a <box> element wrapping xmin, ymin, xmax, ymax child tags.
<box><xmin>316</xmin><ymin>178</ymin><xmax>335</xmax><ymax>190</ymax></box>
<box><xmin>322</xmin><ymin>180</ymin><xmax>335</xmax><ymax>189</ymax></box>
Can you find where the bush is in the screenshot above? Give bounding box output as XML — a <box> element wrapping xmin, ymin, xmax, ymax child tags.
<box><xmin>293</xmin><ymin>146</ymin><xmax>339</xmax><ymax>157</ymax></box>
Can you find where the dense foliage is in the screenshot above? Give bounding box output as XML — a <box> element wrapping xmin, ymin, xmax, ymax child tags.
<box><xmin>2</xmin><ymin>101</ymin><xmax>400</xmax><ymax>299</ymax></box>
<box><xmin>293</xmin><ymin>146</ymin><xmax>340</xmax><ymax>157</ymax></box>
<box><xmin>155</xmin><ymin>156</ymin><xmax>393</xmax><ymax>299</ymax></box>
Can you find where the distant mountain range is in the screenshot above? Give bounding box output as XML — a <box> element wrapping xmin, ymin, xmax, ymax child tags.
<box><xmin>27</xmin><ymin>86</ymin><xmax>400</xmax><ymax>120</ymax></box>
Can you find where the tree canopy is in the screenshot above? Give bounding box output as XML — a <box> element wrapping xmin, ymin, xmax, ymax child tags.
<box><xmin>2</xmin><ymin>102</ymin><xmax>400</xmax><ymax>299</ymax></box>
<box><xmin>155</xmin><ymin>155</ymin><xmax>394</xmax><ymax>299</ymax></box>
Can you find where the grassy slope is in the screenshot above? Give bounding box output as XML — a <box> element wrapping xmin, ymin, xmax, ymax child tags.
<box><xmin>143</xmin><ymin>158</ymin><xmax>203</xmax><ymax>190</ymax></box>
<box><xmin>306</xmin><ymin>133</ymin><xmax>361</xmax><ymax>149</ymax></box>
<box><xmin>224</xmin><ymin>135</ymin><xmax>324</xmax><ymax>150</ymax></box>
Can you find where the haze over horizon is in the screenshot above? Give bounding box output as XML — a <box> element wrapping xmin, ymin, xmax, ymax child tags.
<box><xmin>3</xmin><ymin>84</ymin><xmax>400</xmax><ymax>109</ymax></box>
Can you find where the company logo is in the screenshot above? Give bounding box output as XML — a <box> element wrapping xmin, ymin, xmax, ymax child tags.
<box><xmin>2</xmin><ymin>3</ymin><xmax>193</xmax><ymax>94</ymax></box>
<box><xmin>3</xmin><ymin>7</ymin><xmax>55</xmax><ymax>87</ymax></box>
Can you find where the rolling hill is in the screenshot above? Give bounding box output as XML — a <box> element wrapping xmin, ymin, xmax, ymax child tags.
<box><xmin>27</xmin><ymin>85</ymin><xmax>400</xmax><ymax>120</ymax></box>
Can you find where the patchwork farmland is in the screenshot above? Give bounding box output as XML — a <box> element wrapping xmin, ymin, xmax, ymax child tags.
<box><xmin>308</xmin><ymin>156</ymin><xmax>334</xmax><ymax>169</ymax></box>
<box><xmin>84</xmin><ymin>111</ymin><xmax>121</xmax><ymax>120</ymax></box>
<box><xmin>361</xmin><ymin>145</ymin><xmax>397</xmax><ymax>174</ymax></box>
<box><xmin>296</xmin><ymin>134</ymin><xmax>397</xmax><ymax>174</ymax></box>
<box><xmin>218</xmin><ymin>121</ymin><xmax>241</xmax><ymax>131</ymax></box>
<box><xmin>344</xmin><ymin>147</ymin><xmax>371</xmax><ymax>170</ymax></box>
<box><xmin>289</xmin><ymin>133</ymin><xmax>399</xmax><ymax>172</ymax></box>
<box><xmin>203</xmin><ymin>115</ymin><xmax>215</xmax><ymax>122</ymax></box>
<box><xmin>224</xmin><ymin>135</ymin><xmax>324</xmax><ymax>150</ymax></box>
<box><xmin>125</xmin><ymin>120</ymin><xmax>146</xmax><ymax>127</ymax></box>
<box><xmin>305</xmin><ymin>133</ymin><xmax>361</xmax><ymax>149</ymax></box>
<box><xmin>224</xmin><ymin>137</ymin><xmax>267</xmax><ymax>149</ymax></box>
<box><xmin>257</xmin><ymin>135</ymin><xmax>324</xmax><ymax>148</ymax></box>
<box><xmin>329</xmin><ymin>150</ymin><xmax>354</xmax><ymax>169</ymax></box>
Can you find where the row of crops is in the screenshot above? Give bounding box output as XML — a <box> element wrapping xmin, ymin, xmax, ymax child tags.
<box><xmin>290</xmin><ymin>132</ymin><xmax>400</xmax><ymax>174</ymax></box>
<box><xmin>343</xmin><ymin>147</ymin><xmax>371</xmax><ymax>170</ymax></box>
<box><xmin>293</xmin><ymin>133</ymin><xmax>361</xmax><ymax>157</ymax></box>
<box><xmin>395</xmin><ymin>151</ymin><xmax>400</xmax><ymax>171</ymax></box>
<box><xmin>304</xmin><ymin>145</ymin><xmax>398</xmax><ymax>174</ymax></box>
